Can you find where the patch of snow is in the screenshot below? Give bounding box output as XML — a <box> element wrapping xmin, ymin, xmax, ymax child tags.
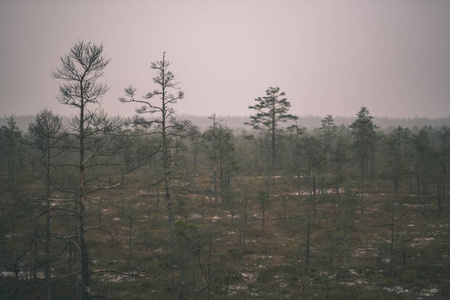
<box><xmin>403</xmin><ymin>204</ymin><xmax>421</xmax><ymax>208</ymax></box>
<box><xmin>353</xmin><ymin>248</ymin><xmax>367</xmax><ymax>257</ymax></box>
<box><xmin>383</xmin><ymin>286</ymin><xmax>410</xmax><ymax>294</ymax></box>
<box><xmin>241</xmin><ymin>272</ymin><xmax>256</xmax><ymax>282</ymax></box>
<box><xmin>341</xmin><ymin>280</ymin><xmax>368</xmax><ymax>286</ymax></box>
<box><xmin>349</xmin><ymin>269</ymin><xmax>359</xmax><ymax>275</ymax></box>
<box><xmin>421</xmin><ymin>288</ymin><xmax>439</xmax><ymax>297</ymax></box>
<box><xmin>411</xmin><ymin>237</ymin><xmax>435</xmax><ymax>247</ymax></box>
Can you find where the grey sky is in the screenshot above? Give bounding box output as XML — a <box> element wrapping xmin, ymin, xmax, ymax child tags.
<box><xmin>1</xmin><ymin>0</ymin><xmax>449</xmax><ymax>119</ymax></box>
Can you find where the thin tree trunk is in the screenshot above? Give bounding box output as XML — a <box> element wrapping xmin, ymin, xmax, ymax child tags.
<box><xmin>44</xmin><ymin>192</ymin><xmax>52</xmax><ymax>300</ymax></box>
<box><xmin>360</xmin><ymin>158</ymin><xmax>365</xmax><ymax>216</ymax></box>
<box><xmin>45</xmin><ymin>149</ymin><xmax>52</xmax><ymax>300</ymax></box>
<box><xmin>272</xmin><ymin>114</ymin><xmax>276</xmax><ymax>170</ymax></box>
<box><xmin>390</xmin><ymin>203</ymin><xmax>395</xmax><ymax>275</ymax></box>
<box><xmin>438</xmin><ymin>163</ymin><xmax>442</xmax><ymax>214</ymax></box>
<box><xmin>336</xmin><ymin>162</ymin><xmax>341</xmax><ymax>218</ymax></box>
<box><xmin>160</xmin><ymin>53</ymin><xmax>175</xmax><ymax>249</ymax></box>
<box><xmin>129</xmin><ymin>198</ymin><xmax>133</xmax><ymax>257</ymax></box>
<box><xmin>212</xmin><ymin>116</ymin><xmax>218</xmax><ymax>206</ymax></box>
<box><xmin>394</xmin><ymin>154</ymin><xmax>399</xmax><ymax>193</ymax></box>
<box><xmin>79</xmin><ymin>97</ymin><xmax>91</xmax><ymax>300</ymax></box>
<box><xmin>443</xmin><ymin>161</ymin><xmax>446</xmax><ymax>213</ymax></box>
<box><xmin>304</xmin><ymin>211</ymin><xmax>311</xmax><ymax>275</ymax></box>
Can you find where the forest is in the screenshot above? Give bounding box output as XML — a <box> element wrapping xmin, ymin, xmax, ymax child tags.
<box><xmin>1</xmin><ymin>41</ymin><xmax>449</xmax><ymax>300</ymax></box>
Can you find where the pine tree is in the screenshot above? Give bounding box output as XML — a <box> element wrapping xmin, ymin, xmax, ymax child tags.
<box><xmin>350</xmin><ymin>107</ymin><xmax>377</xmax><ymax>215</ymax></box>
<box><xmin>52</xmin><ymin>41</ymin><xmax>111</xmax><ymax>300</ymax></box>
<box><xmin>119</xmin><ymin>52</ymin><xmax>187</xmax><ymax>241</ymax></box>
<box><xmin>246</xmin><ymin>87</ymin><xmax>297</xmax><ymax>170</ymax></box>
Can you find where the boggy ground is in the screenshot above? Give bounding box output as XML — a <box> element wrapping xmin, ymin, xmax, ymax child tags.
<box><xmin>78</xmin><ymin>174</ymin><xmax>450</xmax><ymax>299</ymax></box>
<box><xmin>3</xmin><ymin>173</ymin><xmax>449</xmax><ymax>299</ymax></box>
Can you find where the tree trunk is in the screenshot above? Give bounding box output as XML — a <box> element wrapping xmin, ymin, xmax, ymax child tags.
<box><xmin>360</xmin><ymin>158</ymin><xmax>365</xmax><ymax>216</ymax></box>
<box><xmin>390</xmin><ymin>204</ymin><xmax>395</xmax><ymax>275</ymax></box>
<box><xmin>394</xmin><ymin>155</ymin><xmax>399</xmax><ymax>193</ymax></box>
<box><xmin>79</xmin><ymin>99</ymin><xmax>91</xmax><ymax>300</ymax></box>
<box><xmin>438</xmin><ymin>163</ymin><xmax>442</xmax><ymax>214</ymax></box>
<box><xmin>443</xmin><ymin>161</ymin><xmax>446</xmax><ymax>213</ymax></box>
<box><xmin>212</xmin><ymin>116</ymin><xmax>218</xmax><ymax>206</ymax></box>
<box><xmin>160</xmin><ymin>53</ymin><xmax>175</xmax><ymax>249</ymax></box>
<box><xmin>272</xmin><ymin>118</ymin><xmax>276</xmax><ymax>170</ymax></box>
<box><xmin>304</xmin><ymin>211</ymin><xmax>311</xmax><ymax>275</ymax></box>
<box><xmin>336</xmin><ymin>162</ymin><xmax>341</xmax><ymax>218</ymax></box>
<box><xmin>45</xmin><ymin>144</ymin><xmax>52</xmax><ymax>300</ymax></box>
<box><xmin>80</xmin><ymin>197</ymin><xmax>91</xmax><ymax>300</ymax></box>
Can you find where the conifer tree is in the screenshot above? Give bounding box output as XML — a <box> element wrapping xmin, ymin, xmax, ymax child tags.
<box><xmin>0</xmin><ymin>116</ymin><xmax>22</xmax><ymax>191</ymax></box>
<box><xmin>246</xmin><ymin>87</ymin><xmax>297</xmax><ymax>170</ymax></box>
<box><xmin>52</xmin><ymin>41</ymin><xmax>113</xmax><ymax>300</ymax></box>
<box><xmin>350</xmin><ymin>107</ymin><xmax>377</xmax><ymax>215</ymax></box>
<box><xmin>28</xmin><ymin>109</ymin><xmax>65</xmax><ymax>300</ymax></box>
<box><xmin>119</xmin><ymin>52</ymin><xmax>187</xmax><ymax>237</ymax></box>
<box><xmin>320</xmin><ymin>114</ymin><xmax>338</xmax><ymax>167</ymax></box>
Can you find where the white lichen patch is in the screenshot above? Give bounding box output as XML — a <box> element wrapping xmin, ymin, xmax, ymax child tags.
<box><xmin>403</xmin><ymin>203</ymin><xmax>421</xmax><ymax>208</ymax></box>
<box><xmin>189</xmin><ymin>213</ymin><xmax>202</xmax><ymax>219</ymax></box>
<box><xmin>340</xmin><ymin>279</ymin><xmax>367</xmax><ymax>286</ymax></box>
<box><xmin>383</xmin><ymin>286</ymin><xmax>410</xmax><ymax>294</ymax></box>
<box><xmin>229</xmin><ymin>285</ymin><xmax>248</xmax><ymax>295</ymax></box>
<box><xmin>251</xmin><ymin>254</ymin><xmax>273</xmax><ymax>260</ymax></box>
<box><xmin>349</xmin><ymin>269</ymin><xmax>360</xmax><ymax>276</ymax></box>
<box><xmin>353</xmin><ymin>248</ymin><xmax>367</xmax><ymax>257</ymax></box>
<box><xmin>420</xmin><ymin>288</ymin><xmax>439</xmax><ymax>297</ymax></box>
<box><xmin>101</xmin><ymin>274</ymin><xmax>137</xmax><ymax>283</ymax></box>
<box><xmin>411</xmin><ymin>237</ymin><xmax>435</xmax><ymax>247</ymax></box>
<box><xmin>241</xmin><ymin>272</ymin><xmax>256</xmax><ymax>282</ymax></box>
<box><xmin>227</xmin><ymin>214</ymin><xmax>240</xmax><ymax>219</ymax></box>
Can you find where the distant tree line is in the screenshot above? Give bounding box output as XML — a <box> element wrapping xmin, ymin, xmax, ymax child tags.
<box><xmin>3</xmin><ymin>114</ymin><xmax>450</xmax><ymax>134</ymax></box>
<box><xmin>1</xmin><ymin>41</ymin><xmax>449</xmax><ymax>299</ymax></box>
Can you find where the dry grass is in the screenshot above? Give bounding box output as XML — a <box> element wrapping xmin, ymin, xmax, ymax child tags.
<box><xmin>2</xmin><ymin>170</ymin><xmax>449</xmax><ymax>299</ymax></box>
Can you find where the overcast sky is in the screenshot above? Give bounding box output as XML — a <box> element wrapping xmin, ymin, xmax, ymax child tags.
<box><xmin>1</xmin><ymin>0</ymin><xmax>449</xmax><ymax>119</ymax></box>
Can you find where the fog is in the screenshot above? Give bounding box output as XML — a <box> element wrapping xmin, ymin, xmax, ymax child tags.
<box><xmin>1</xmin><ymin>0</ymin><xmax>449</xmax><ymax>118</ymax></box>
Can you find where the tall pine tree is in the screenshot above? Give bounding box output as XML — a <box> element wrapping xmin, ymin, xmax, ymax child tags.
<box><xmin>246</xmin><ymin>87</ymin><xmax>297</xmax><ymax>170</ymax></box>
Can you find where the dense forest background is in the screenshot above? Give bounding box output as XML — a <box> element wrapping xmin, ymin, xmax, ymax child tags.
<box><xmin>1</xmin><ymin>42</ymin><xmax>449</xmax><ymax>300</ymax></box>
<box><xmin>3</xmin><ymin>114</ymin><xmax>450</xmax><ymax>132</ymax></box>
<box><xmin>2</xmin><ymin>109</ymin><xmax>450</xmax><ymax>300</ymax></box>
